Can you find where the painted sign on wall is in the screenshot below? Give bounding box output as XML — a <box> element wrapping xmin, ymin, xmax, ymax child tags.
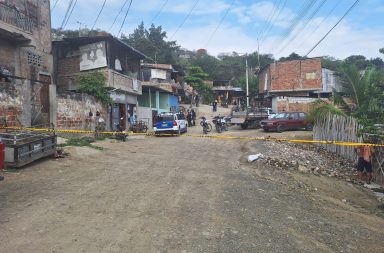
<box><xmin>79</xmin><ymin>41</ymin><xmax>107</xmax><ymax>71</ymax></box>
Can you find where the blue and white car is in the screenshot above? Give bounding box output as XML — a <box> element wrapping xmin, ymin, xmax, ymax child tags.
<box><xmin>154</xmin><ymin>113</ymin><xmax>187</xmax><ymax>135</ymax></box>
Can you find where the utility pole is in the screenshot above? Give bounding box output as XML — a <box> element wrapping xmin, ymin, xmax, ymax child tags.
<box><xmin>246</xmin><ymin>57</ymin><xmax>249</xmax><ymax>107</ymax></box>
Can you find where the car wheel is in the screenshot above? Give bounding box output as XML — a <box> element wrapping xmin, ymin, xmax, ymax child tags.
<box><xmin>177</xmin><ymin>127</ymin><xmax>181</xmax><ymax>135</ymax></box>
<box><xmin>185</xmin><ymin>125</ymin><xmax>188</xmax><ymax>133</ymax></box>
<box><xmin>305</xmin><ymin>123</ymin><xmax>313</xmax><ymax>131</ymax></box>
<box><xmin>240</xmin><ymin>123</ymin><xmax>248</xmax><ymax>129</ymax></box>
<box><xmin>155</xmin><ymin>131</ymin><xmax>159</xmax><ymax>136</ymax></box>
<box><xmin>276</xmin><ymin>124</ymin><xmax>284</xmax><ymax>132</ymax></box>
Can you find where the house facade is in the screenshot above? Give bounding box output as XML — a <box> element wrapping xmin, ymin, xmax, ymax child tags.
<box><xmin>52</xmin><ymin>36</ymin><xmax>148</xmax><ymax>131</ymax></box>
<box><xmin>258</xmin><ymin>58</ymin><xmax>339</xmax><ymax>113</ymax></box>
<box><xmin>138</xmin><ymin>63</ymin><xmax>179</xmax><ymax>126</ymax></box>
<box><xmin>0</xmin><ymin>0</ymin><xmax>55</xmax><ymax>127</ymax></box>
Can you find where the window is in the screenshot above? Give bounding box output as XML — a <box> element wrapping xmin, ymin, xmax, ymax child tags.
<box><xmin>27</xmin><ymin>52</ymin><xmax>42</xmax><ymax>67</ymax></box>
<box><xmin>177</xmin><ymin>114</ymin><xmax>185</xmax><ymax>120</ymax></box>
<box><xmin>299</xmin><ymin>112</ymin><xmax>307</xmax><ymax>119</ymax></box>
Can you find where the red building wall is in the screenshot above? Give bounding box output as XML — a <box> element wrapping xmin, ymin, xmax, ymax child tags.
<box><xmin>259</xmin><ymin>58</ymin><xmax>322</xmax><ymax>94</ymax></box>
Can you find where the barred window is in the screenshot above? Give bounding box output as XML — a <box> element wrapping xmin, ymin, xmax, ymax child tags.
<box><xmin>27</xmin><ymin>52</ymin><xmax>42</xmax><ymax>67</ymax></box>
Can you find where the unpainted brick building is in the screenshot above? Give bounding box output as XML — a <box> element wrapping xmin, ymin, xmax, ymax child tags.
<box><xmin>258</xmin><ymin>58</ymin><xmax>337</xmax><ymax>113</ymax></box>
<box><xmin>0</xmin><ymin>0</ymin><xmax>55</xmax><ymax>127</ymax></box>
<box><xmin>259</xmin><ymin>58</ymin><xmax>322</xmax><ymax>96</ymax></box>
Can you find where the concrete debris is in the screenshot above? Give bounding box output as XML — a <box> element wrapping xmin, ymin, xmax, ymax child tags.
<box><xmin>259</xmin><ymin>141</ymin><xmax>357</xmax><ymax>181</ymax></box>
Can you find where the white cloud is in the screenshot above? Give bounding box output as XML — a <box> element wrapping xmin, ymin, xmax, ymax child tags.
<box><xmin>132</xmin><ymin>0</ymin><xmax>230</xmax><ymax>15</ymax></box>
<box><xmin>262</xmin><ymin>17</ymin><xmax>384</xmax><ymax>59</ymax></box>
<box><xmin>232</xmin><ymin>1</ymin><xmax>295</xmax><ymax>28</ymax></box>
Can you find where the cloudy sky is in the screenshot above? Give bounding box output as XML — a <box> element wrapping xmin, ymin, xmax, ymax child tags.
<box><xmin>50</xmin><ymin>0</ymin><xmax>384</xmax><ymax>59</ymax></box>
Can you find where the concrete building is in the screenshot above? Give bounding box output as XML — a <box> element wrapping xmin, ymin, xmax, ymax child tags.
<box><xmin>0</xmin><ymin>0</ymin><xmax>55</xmax><ymax>127</ymax></box>
<box><xmin>52</xmin><ymin>36</ymin><xmax>148</xmax><ymax>131</ymax></box>
<box><xmin>258</xmin><ymin>58</ymin><xmax>340</xmax><ymax>113</ymax></box>
<box><xmin>138</xmin><ymin>63</ymin><xmax>179</xmax><ymax>126</ymax></box>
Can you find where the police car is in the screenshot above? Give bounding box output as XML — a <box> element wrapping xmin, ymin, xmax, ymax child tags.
<box><xmin>154</xmin><ymin>112</ymin><xmax>188</xmax><ymax>135</ymax></box>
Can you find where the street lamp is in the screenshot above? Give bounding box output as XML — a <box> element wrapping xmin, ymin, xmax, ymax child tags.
<box><xmin>238</xmin><ymin>53</ymin><xmax>249</xmax><ymax>108</ymax></box>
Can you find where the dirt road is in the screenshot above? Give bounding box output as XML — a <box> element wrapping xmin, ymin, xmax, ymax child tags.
<box><xmin>1</xmin><ymin>130</ymin><xmax>384</xmax><ymax>252</ymax></box>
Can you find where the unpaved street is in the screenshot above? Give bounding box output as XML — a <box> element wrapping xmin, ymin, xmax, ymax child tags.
<box><xmin>1</xmin><ymin>132</ymin><xmax>384</xmax><ymax>252</ymax></box>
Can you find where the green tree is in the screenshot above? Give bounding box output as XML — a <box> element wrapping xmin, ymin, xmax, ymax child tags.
<box><xmin>184</xmin><ymin>66</ymin><xmax>213</xmax><ymax>103</ymax></box>
<box><xmin>279</xmin><ymin>52</ymin><xmax>304</xmax><ymax>62</ymax></box>
<box><xmin>77</xmin><ymin>71</ymin><xmax>112</xmax><ymax>105</ymax></box>
<box><xmin>308</xmin><ymin>64</ymin><xmax>384</xmax><ymax>133</ymax></box>
<box><xmin>121</xmin><ymin>22</ymin><xmax>179</xmax><ymax>64</ymax></box>
<box><xmin>236</xmin><ymin>75</ymin><xmax>259</xmax><ymax>96</ymax></box>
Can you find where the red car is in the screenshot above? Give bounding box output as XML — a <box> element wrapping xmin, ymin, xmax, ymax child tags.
<box><xmin>260</xmin><ymin>112</ymin><xmax>313</xmax><ymax>132</ymax></box>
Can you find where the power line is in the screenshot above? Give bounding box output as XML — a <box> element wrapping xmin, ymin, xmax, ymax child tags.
<box><xmin>63</xmin><ymin>0</ymin><xmax>77</xmax><ymax>29</ymax></box>
<box><xmin>275</xmin><ymin>0</ymin><xmax>328</xmax><ymax>55</ymax></box>
<box><xmin>92</xmin><ymin>0</ymin><xmax>107</xmax><ymax>30</ymax></box>
<box><xmin>170</xmin><ymin>0</ymin><xmax>200</xmax><ymax>40</ymax></box>
<box><xmin>149</xmin><ymin>0</ymin><xmax>168</xmax><ymax>26</ymax></box>
<box><xmin>117</xmin><ymin>0</ymin><xmax>133</xmax><ymax>36</ymax></box>
<box><xmin>204</xmin><ymin>0</ymin><xmax>235</xmax><ymax>47</ymax></box>
<box><xmin>304</xmin><ymin>0</ymin><xmax>360</xmax><ymax>57</ymax></box>
<box><xmin>265</xmin><ymin>0</ymin><xmax>316</xmax><ymax>54</ymax></box>
<box><xmin>108</xmin><ymin>0</ymin><xmax>130</xmax><ymax>31</ymax></box>
<box><xmin>295</xmin><ymin>0</ymin><xmax>342</xmax><ymax>51</ymax></box>
<box><xmin>51</xmin><ymin>0</ymin><xmax>60</xmax><ymax>12</ymax></box>
<box><xmin>60</xmin><ymin>0</ymin><xmax>74</xmax><ymax>29</ymax></box>
<box><xmin>259</xmin><ymin>0</ymin><xmax>283</xmax><ymax>43</ymax></box>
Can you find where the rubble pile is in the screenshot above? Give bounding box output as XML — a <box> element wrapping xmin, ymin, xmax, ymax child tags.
<box><xmin>260</xmin><ymin>141</ymin><xmax>356</xmax><ymax>180</ymax></box>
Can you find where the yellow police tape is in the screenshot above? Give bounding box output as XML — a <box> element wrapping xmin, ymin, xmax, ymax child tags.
<box><xmin>1</xmin><ymin>126</ymin><xmax>383</xmax><ymax>147</ymax></box>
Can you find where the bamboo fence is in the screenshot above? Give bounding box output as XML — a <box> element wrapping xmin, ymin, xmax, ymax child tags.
<box><xmin>313</xmin><ymin>113</ymin><xmax>384</xmax><ymax>185</ymax></box>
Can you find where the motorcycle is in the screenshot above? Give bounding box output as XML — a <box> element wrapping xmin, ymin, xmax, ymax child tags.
<box><xmin>200</xmin><ymin>116</ymin><xmax>212</xmax><ymax>134</ymax></box>
<box><xmin>114</xmin><ymin>123</ymin><xmax>128</xmax><ymax>141</ymax></box>
<box><xmin>212</xmin><ymin>115</ymin><xmax>231</xmax><ymax>133</ymax></box>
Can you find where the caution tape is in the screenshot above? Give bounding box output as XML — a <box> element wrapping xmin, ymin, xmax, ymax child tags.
<box><xmin>1</xmin><ymin>126</ymin><xmax>384</xmax><ymax>147</ymax></box>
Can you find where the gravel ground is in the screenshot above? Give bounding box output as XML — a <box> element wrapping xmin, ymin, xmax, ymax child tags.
<box><xmin>0</xmin><ymin>128</ymin><xmax>383</xmax><ymax>252</ymax></box>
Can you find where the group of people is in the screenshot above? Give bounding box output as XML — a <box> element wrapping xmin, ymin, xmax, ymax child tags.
<box><xmin>185</xmin><ymin>109</ymin><xmax>196</xmax><ymax>127</ymax></box>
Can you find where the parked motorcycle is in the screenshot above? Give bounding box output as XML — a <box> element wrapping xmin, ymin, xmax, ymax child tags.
<box><xmin>200</xmin><ymin>117</ymin><xmax>212</xmax><ymax>134</ymax></box>
<box><xmin>212</xmin><ymin>115</ymin><xmax>231</xmax><ymax>133</ymax></box>
<box><xmin>114</xmin><ymin>123</ymin><xmax>128</xmax><ymax>141</ymax></box>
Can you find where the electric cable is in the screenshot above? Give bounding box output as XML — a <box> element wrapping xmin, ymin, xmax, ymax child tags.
<box><xmin>117</xmin><ymin>0</ymin><xmax>133</xmax><ymax>36</ymax></box>
<box><xmin>108</xmin><ymin>0</ymin><xmax>130</xmax><ymax>31</ymax></box>
<box><xmin>63</xmin><ymin>0</ymin><xmax>77</xmax><ymax>29</ymax></box>
<box><xmin>204</xmin><ymin>0</ymin><xmax>235</xmax><ymax>47</ymax></box>
<box><xmin>60</xmin><ymin>0</ymin><xmax>74</xmax><ymax>29</ymax></box>
<box><xmin>275</xmin><ymin>0</ymin><xmax>327</xmax><ymax>55</ymax></box>
<box><xmin>295</xmin><ymin>0</ymin><xmax>342</xmax><ymax>51</ymax></box>
<box><xmin>170</xmin><ymin>0</ymin><xmax>200</xmax><ymax>40</ymax></box>
<box><xmin>51</xmin><ymin>0</ymin><xmax>60</xmax><ymax>12</ymax></box>
<box><xmin>149</xmin><ymin>0</ymin><xmax>168</xmax><ymax>26</ymax></box>
<box><xmin>92</xmin><ymin>0</ymin><xmax>107</xmax><ymax>30</ymax></box>
<box><xmin>304</xmin><ymin>0</ymin><xmax>360</xmax><ymax>57</ymax></box>
<box><xmin>259</xmin><ymin>0</ymin><xmax>283</xmax><ymax>43</ymax></box>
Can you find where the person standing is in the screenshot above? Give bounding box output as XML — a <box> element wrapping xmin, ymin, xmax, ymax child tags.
<box><xmin>191</xmin><ymin>109</ymin><xmax>196</xmax><ymax>126</ymax></box>
<box><xmin>195</xmin><ymin>95</ymin><xmax>200</xmax><ymax>107</ymax></box>
<box><xmin>186</xmin><ymin>110</ymin><xmax>192</xmax><ymax>127</ymax></box>
<box><xmin>355</xmin><ymin>145</ymin><xmax>374</xmax><ymax>184</ymax></box>
<box><xmin>212</xmin><ymin>100</ymin><xmax>218</xmax><ymax>112</ymax></box>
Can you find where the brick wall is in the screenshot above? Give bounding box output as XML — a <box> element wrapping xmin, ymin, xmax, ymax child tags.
<box><xmin>0</xmin><ymin>81</ymin><xmax>24</xmax><ymax>127</ymax></box>
<box><xmin>275</xmin><ymin>97</ymin><xmax>320</xmax><ymax>113</ymax></box>
<box><xmin>57</xmin><ymin>92</ymin><xmax>108</xmax><ymax>130</ymax></box>
<box><xmin>259</xmin><ymin>58</ymin><xmax>322</xmax><ymax>94</ymax></box>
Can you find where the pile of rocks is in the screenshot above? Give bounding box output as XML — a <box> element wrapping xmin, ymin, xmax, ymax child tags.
<box><xmin>259</xmin><ymin>141</ymin><xmax>356</xmax><ymax>180</ymax></box>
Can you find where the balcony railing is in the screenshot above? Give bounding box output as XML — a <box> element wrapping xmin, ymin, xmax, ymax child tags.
<box><xmin>105</xmin><ymin>69</ymin><xmax>142</xmax><ymax>95</ymax></box>
<box><xmin>0</xmin><ymin>3</ymin><xmax>33</xmax><ymax>33</ymax></box>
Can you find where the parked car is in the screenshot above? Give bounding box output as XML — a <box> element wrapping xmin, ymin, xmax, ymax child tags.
<box><xmin>260</xmin><ymin>112</ymin><xmax>313</xmax><ymax>132</ymax></box>
<box><xmin>154</xmin><ymin>112</ymin><xmax>187</xmax><ymax>135</ymax></box>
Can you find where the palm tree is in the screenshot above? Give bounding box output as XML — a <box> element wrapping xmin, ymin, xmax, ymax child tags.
<box><xmin>308</xmin><ymin>64</ymin><xmax>382</xmax><ymax>125</ymax></box>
